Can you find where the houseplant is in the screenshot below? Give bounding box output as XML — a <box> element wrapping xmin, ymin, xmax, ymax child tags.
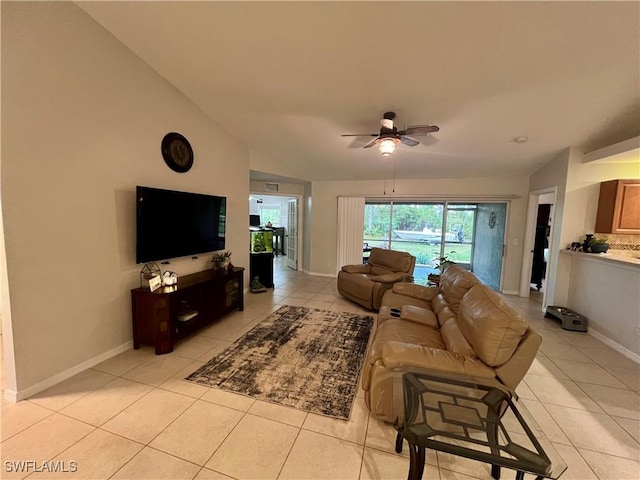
<box><xmin>211</xmin><ymin>250</ymin><xmax>232</xmax><ymax>269</ymax></box>
<box><xmin>427</xmin><ymin>252</ymin><xmax>456</xmax><ymax>285</ymax></box>
<box><xmin>588</xmin><ymin>238</ymin><xmax>609</xmax><ymax>254</ymax></box>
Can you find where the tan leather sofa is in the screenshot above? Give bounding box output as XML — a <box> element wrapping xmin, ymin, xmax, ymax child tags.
<box><xmin>362</xmin><ymin>264</ymin><xmax>542</xmax><ymax>422</ymax></box>
<box><xmin>337</xmin><ymin>248</ymin><xmax>416</xmax><ymax>311</ymax></box>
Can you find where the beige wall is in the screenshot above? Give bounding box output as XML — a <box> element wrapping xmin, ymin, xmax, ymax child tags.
<box><xmin>249</xmin><ymin>180</ymin><xmax>306</xmax><ymax>196</ymax></box>
<box><xmin>563</xmin><ymin>147</ymin><xmax>640</xmax><ymax>252</ymax></box>
<box><xmin>566</xmin><ymin>150</ymin><xmax>640</xmax><ymax>241</ymax></box>
<box><xmin>308</xmin><ymin>177</ymin><xmax>529</xmax><ymax>292</ymax></box>
<box><xmin>529</xmin><ymin>145</ymin><xmax>640</xmax><ymax>308</ymax></box>
<box><xmin>2</xmin><ymin>2</ymin><xmax>250</xmax><ymax>397</ymax></box>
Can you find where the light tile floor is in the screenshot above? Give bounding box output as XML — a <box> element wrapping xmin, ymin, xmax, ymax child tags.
<box><xmin>1</xmin><ymin>257</ymin><xmax>639</xmax><ymax>479</ymax></box>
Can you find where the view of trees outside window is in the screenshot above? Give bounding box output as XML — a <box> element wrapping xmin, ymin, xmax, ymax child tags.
<box><xmin>259</xmin><ymin>207</ymin><xmax>281</xmax><ymax>226</ymax></box>
<box><xmin>363</xmin><ymin>202</ymin><xmax>477</xmax><ymax>284</ymax></box>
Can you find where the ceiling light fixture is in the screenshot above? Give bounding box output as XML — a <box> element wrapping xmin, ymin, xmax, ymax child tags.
<box><xmin>379</xmin><ymin>138</ymin><xmax>397</xmax><ymax>156</ymax></box>
<box><xmin>514</xmin><ymin>136</ymin><xmax>528</xmax><ymax>144</ymax></box>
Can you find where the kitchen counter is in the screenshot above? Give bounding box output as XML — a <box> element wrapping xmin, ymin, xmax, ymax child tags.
<box><xmin>560</xmin><ymin>249</ymin><xmax>640</xmax><ymax>269</ymax></box>
<box><xmin>561</xmin><ymin>249</ymin><xmax>640</xmax><ymax>360</ymax></box>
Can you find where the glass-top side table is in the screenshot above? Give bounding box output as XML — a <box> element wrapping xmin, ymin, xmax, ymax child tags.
<box><xmin>394</xmin><ymin>372</ymin><xmax>567</xmax><ymax>480</ymax></box>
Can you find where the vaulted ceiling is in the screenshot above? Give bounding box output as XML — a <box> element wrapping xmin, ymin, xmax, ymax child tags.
<box><xmin>79</xmin><ymin>1</ymin><xmax>640</xmax><ymax>182</ymax></box>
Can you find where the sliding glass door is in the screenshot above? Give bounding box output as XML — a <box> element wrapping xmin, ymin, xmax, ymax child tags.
<box><xmin>363</xmin><ymin>201</ymin><xmax>506</xmax><ymax>289</ymax></box>
<box><xmin>471</xmin><ymin>203</ymin><xmax>507</xmax><ymax>290</ymax></box>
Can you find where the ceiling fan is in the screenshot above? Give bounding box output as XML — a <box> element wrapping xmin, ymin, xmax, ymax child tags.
<box><xmin>341</xmin><ymin>112</ymin><xmax>440</xmax><ymax>156</ymax></box>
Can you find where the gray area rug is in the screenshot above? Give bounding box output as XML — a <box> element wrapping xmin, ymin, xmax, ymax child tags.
<box><xmin>185</xmin><ymin>305</ymin><xmax>374</xmax><ymax>419</ymax></box>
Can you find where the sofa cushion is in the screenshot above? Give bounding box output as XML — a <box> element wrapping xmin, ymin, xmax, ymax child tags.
<box><xmin>439</xmin><ymin>265</ymin><xmax>480</xmax><ymax>313</ymax></box>
<box><xmin>370</xmin><ymin>265</ymin><xmax>394</xmax><ymax>275</ymax></box>
<box><xmin>457</xmin><ymin>285</ymin><xmax>528</xmax><ymax>367</ymax></box>
<box><xmin>436</xmin><ymin>305</ymin><xmax>457</xmax><ymax>327</ymax></box>
<box><xmin>371</xmin><ymin>272</ymin><xmax>410</xmax><ymax>283</ymax></box>
<box><xmin>370</xmin><ymin>318</ymin><xmax>444</xmax><ymax>358</ymax></box>
<box><xmin>440</xmin><ymin>320</ymin><xmax>476</xmax><ymax>357</ymax></box>
<box><xmin>381</xmin><ymin>341</ymin><xmax>495</xmax><ymax>379</ymax></box>
<box><xmin>392</xmin><ymin>282</ymin><xmax>439</xmax><ymax>302</ymax></box>
<box><xmin>431</xmin><ymin>293</ymin><xmax>449</xmax><ymax>315</ymax></box>
<box><xmin>368</xmin><ymin>247</ymin><xmax>415</xmax><ymax>274</ymax></box>
<box><xmin>363</xmin><ymin>317</ymin><xmax>446</xmax><ymax>389</ymax></box>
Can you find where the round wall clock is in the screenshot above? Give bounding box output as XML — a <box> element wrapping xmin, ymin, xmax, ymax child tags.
<box><xmin>161</xmin><ymin>132</ymin><xmax>194</xmax><ymax>173</ymax></box>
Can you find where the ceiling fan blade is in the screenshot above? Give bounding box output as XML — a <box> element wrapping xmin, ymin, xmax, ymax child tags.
<box><xmin>341</xmin><ymin>133</ymin><xmax>378</xmax><ymax>137</ymax></box>
<box><xmin>398</xmin><ymin>125</ymin><xmax>440</xmax><ymax>136</ymax></box>
<box><xmin>400</xmin><ymin>136</ymin><xmax>420</xmax><ymax>147</ymax></box>
<box><xmin>363</xmin><ymin>138</ymin><xmax>380</xmax><ymax>148</ymax></box>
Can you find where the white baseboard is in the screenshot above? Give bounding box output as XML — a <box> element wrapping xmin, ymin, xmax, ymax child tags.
<box><xmin>7</xmin><ymin>340</ymin><xmax>133</xmax><ymax>403</ymax></box>
<box><xmin>501</xmin><ymin>289</ymin><xmax>519</xmax><ymax>295</ymax></box>
<box><xmin>588</xmin><ymin>329</ymin><xmax>640</xmax><ymax>365</ymax></box>
<box><xmin>3</xmin><ymin>389</ymin><xmax>18</xmax><ymax>403</ymax></box>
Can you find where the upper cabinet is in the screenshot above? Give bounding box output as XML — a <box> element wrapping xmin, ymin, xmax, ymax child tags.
<box><xmin>595</xmin><ymin>179</ymin><xmax>640</xmax><ymax>234</ymax></box>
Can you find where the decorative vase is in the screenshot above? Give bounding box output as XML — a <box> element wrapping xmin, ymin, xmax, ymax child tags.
<box><xmin>590</xmin><ymin>243</ymin><xmax>609</xmax><ymax>254</ymax></box>
<box><xmin>213</xmin><ymin>259</ymin><xmax>229</xmax><ymax>269</ymax></box>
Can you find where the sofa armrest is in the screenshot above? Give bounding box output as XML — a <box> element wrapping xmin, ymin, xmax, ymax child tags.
<box><xmin>381</xmin><ymin>341</ymin><xmax>495</xmax><ymax>379</ymax></box>
<box><xmin>392</xmin><ymin>282</ymin><xmax>439</xmax><ymax>301</ymax></box>
<box><xmin>495</xmin><ymin>328</ymin><xmax>542</xmax><ymax>392</ymax></box>
<box><xmin>371</xmin><ymin>272</ymin><xmax>410</xmax><ymax>283</ymax></box>
<box><xmin>341</xmin><ymin>264</ymin><xmax>371</xmax><ymax>274</ymax></box>
<box><xmin>400</xmin><ymin>305</ymin><xmax>439</xmax><ymax>328</ymax></box>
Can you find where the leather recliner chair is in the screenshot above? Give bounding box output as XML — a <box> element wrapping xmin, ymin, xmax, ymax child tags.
<box><xmin>337</xmin><ymin>247</ymin><xmax>416</xmax><ymax>311</ymax></box>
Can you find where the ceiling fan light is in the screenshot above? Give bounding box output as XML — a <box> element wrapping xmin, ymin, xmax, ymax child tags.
<box><xmin>379</xmin><ymin>138</ymin><xmax>396</xmax><ymax>156</ymax></box>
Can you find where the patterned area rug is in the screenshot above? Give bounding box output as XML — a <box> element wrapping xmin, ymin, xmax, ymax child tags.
<box><xmin>185</xmin><ymin>305</ymin><xmax>374</xmax><ymax>419</ymax></box>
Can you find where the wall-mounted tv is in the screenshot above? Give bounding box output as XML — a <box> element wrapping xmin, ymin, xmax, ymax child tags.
<box><xmin>136</xmin><ymin>186</ymin><xmax>226</xmax><ymax>264</ymax></box>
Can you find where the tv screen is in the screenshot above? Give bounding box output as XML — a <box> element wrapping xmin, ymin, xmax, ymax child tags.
<box><xmin>136</xmin><ymin>186</ymin><xmax>226</xmax><ymax>264</ymax></box>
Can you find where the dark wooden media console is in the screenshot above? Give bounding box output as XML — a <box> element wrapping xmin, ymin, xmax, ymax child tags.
<box><xmin>131</xmin><ymin>267</ymin><xmax>244</xmax><ymax>354</ymax></box>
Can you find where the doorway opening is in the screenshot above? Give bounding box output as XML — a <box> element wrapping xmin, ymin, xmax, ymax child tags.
<box><xmin>249</xmin><ymin>193</ymin><xmax>301</xmax><ymax>271</ymax></box>
<box><xmin>520</xmin><ymin>188</ymin><xmax>557</xmax><ymax>310</ymax></box>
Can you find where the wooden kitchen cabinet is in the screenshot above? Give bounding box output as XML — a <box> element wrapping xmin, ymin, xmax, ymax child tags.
<box><xmin>595</xmin><ymin>179</ymin><xmax>640</xmax><ymax>234</ymax></box>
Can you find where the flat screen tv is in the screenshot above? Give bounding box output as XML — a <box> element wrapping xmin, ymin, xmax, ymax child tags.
<box><xmin>136</xmin><ymin>186</ymin><xmax>226</xmax><ymax>264</ymax></box>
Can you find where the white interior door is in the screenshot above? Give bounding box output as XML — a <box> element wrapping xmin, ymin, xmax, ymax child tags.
<box><xmin>286</xmin><ymin>199</ymin><xmax>298</xmax><ymax>270</ymax></box>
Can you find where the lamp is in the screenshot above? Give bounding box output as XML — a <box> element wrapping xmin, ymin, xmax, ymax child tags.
<box><xmin>378</xmin><ymin>138</ymin><xmax>397</xmax><ymax>156</ymax></box>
